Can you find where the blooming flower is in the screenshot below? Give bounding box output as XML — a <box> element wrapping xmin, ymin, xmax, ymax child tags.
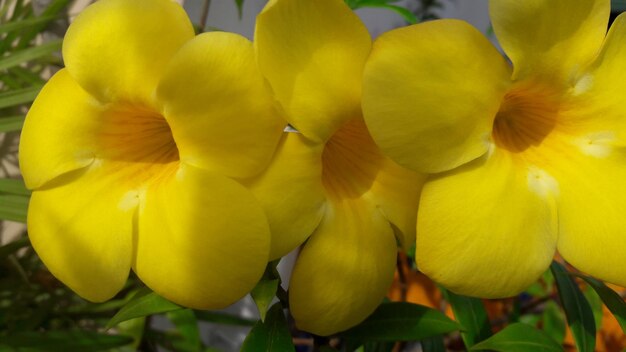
<box><xmin>362</xmin><ymin>0</ymin><xmax>626</xmax><ymax>297</ymax></box>
<box><xmin>19</xmin><ymin>0</ymin><xmax>284</xmax><ymax>308</ymax></box>
<box><xmin>247</xmin><ymin>0</ymin><xmax>425</xmax><ymax>335</ymax></box>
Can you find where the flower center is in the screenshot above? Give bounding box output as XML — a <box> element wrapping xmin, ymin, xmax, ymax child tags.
<box><xmin>321</xmin><ymin>118</ymin><xmax>384</xmax><ymax>199</ymax></box>
<box><xmin>492</xmin><ymin>83</ymin><xmax>559</xmax><ymax>153</ymax></box>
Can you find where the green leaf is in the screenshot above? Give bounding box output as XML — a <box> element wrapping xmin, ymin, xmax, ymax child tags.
<box><xmin>442</xmin><ymin>288</ymin><xmax>492</xmax><ymax>347</ymax></box>
<box><xmin>0</xmin><ymin>178</ymin><xmax>30</xmax><ymax>195</ymax></box>
<box><xmin>235</xmin><ymin>0</ymin><xmax>244</xmax><ymax>18</ymax></box>
<box><xmin>421</xmin><ymin>335</ymin><xmax>446</xmax><ymax>352</ymax></box>
<box><xmin>241</xmin><ymin>303</ymin><xmax>294</xmax><ymax>352</ymax></box>
<box><xmin>0</xmin><ymin>331</ymin><xmax>133</xmax><ymax>351</ymax></box>
<box><xmin>0</xmin><ymin>236</ymin><xmax>29</xmax><ymax>259</ymax></box>
<box><xmin>0</xmin><ymin>40</ymin><xmax>62</xmax><ymax>71</ymax></box>
<box><xmin>470</xmin><ymin>323</ymin><xmax>561</xmax><ymax>352</ymax></box>
<box><xmin>0</xmin><ymin>15</ymin><xmax>57</xmax><ymax>34</ymax></box>
<box><xmin>550</xmin><ymin>262</ymin><xmax>595</xmax><ymax>352</ymax></box>
<box><xmin>576</xmin><ymin>274</ymin><xmax>626</xmax><ymax>334</ymax></box>
<box><xmin>0</xmin><ymin>85</ymin><xmax>41</xmax><ymax>109</ymax></box>
<box><xmin>106</xmin><ymin>289</ymin><xmax>182</xmax><ymax>329</ymax></box>
<box><xmin>0</xmin><ymin>194</ymin><xmax>29</xmax><ymax>222</ymax></box>
<box><xmin>167</xmin><ymin>309</ymin><xmax>202</xmax><ymax>352</ymax></box>
<box><xmin>344</xmin><ymin>0</ymin><xmax>417</xmax><ymax>23</ymax></box>
<box><xmin>339</xmin><ymin>302</ymin><xmax>460</xmax><ymax>341</ymax></box>
<box><xmin>583</xmin><ymin>285</ymin><xmax>603</xmax><ymax>328</ymax></box>
<box><xmin>0</xmin><ymin>115</ymin><xmax>25</xmax><ymax>132</ymax></box>
<box><xmin>194</xmin><ymin>310</ymin><xmax>256</xmax><ymax>326</ymax></box>
<box><xmin>251</xmin><ymin>278</ymin><xmax>279</xmax><ymax>322</ymax></box>
<box><xmin>16</xmin><ymin>0</ymin><xmax>72</xmax><ymax>49</ymax></box>
<box><xmin>541</xmin><ymin>301</ymin><xmax>566</xmax><ymax>344</ymax></box>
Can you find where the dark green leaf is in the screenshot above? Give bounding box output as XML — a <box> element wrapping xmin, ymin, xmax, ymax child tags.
<box><xmin>106</xmin><ymin>289</ymin><xmax>182</xmax><ymax>329</ymax></box>
<box><xmin>235</xmin><ymin>0</ymin><xmax>244</xmax><ymax>18</ymax></box>
<box><xmin>0</xmin><ymin>194</ymin><xmax>29</xmax><ymax>222</ymax></box>
<box><xmin>0</xmin><ymin>115</ymin><xmax>25</xmax><ymax>132</ymax></box>
<box><xmin>421</xmin><ymin>335</ymin><xmax>446</xmax><ymax>352</ymax></box>
<box><xmin>541</xmin><ymin>301</ymin><xmax>565</xmax><ymax>344</ymax></box>
<box><xmin>583</xmin><ymin>285</ymin><xmax>603</xmax><ymax>328</ymax></box>
<box><xmin>339</xmin><ymin>302</ymin><xmax>460</xmax><ymax>341</ymax></box>
<box><xmin>0</xmin><ymin>40</ymin><xmax>62</xmax><ymax>71</ymax></box>
<box><xmin>442</xmin><ymin>288</ymin><xmax>492</xmax><ymax>347</ymax></box>
<box><xmin>576</xmin><ymin>274</ymin><xmax>626</xmax><ymax>334</ymax></box>
<box><xmin>0</xmin><ymin>178</ymin><xmax>30</xmax><ymax>195</ymax></box>
<box><xmin>0</xmin><ymin>236</ymin><xmax>29</xmax><ymax>259</ymax></box>
<box><xmin>0</xmin><ymin>331</ymin><xmax>133</xmax><ymax>351</ymax></box>
<box><xmin>194</xmin><ymin>310</ymin><xmax>256</xmax><ymax>326</ymax></box>
<box><xmin>251</xmin><ymin>278</ymin><xmax>279</xmax><ymax>322</ymax></box>
<box><xmin>167</xmin><ymin>309</ymin><xmax>202</xmax><ymax>352</ymax></box>
<box><xmin>470</xmin><ymin>323</ymin><xmax>561</xmax><ymax>352</ymax></box>
<box><xmin>551</xmin><ymin>262</ymin><xmax>595</xmax><ymax>352</ymax></box>
<box><xmin>241</xmin><ymin>303</ymin><xmax>294</xmax><ymax>352</ymax></box>
<box><xmin>0</xmin><ymin>85</ymin><xmax>41</xmax><ymax>109</ymax></box>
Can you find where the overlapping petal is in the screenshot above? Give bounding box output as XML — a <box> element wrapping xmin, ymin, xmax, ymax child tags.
<box><xmin>19</xmin><ymin>69</ymin><xmax>102</xmax><ymax>189</ymax></box>
<box><xmin>363</xmin><ymin>20</ymin><xmax>511</xmax><ymax>174</ymax></box>
<box><xmin>27</xmin><ymin>163</ymin><xmax>135</xmax><ymax>302</ymax></box>
<box><xmin>289</xmin><ymin>198</ymin><xmax>397</xmax><ymax>335</ymax></box>
<box><xmin>63</xmin><ymin>0</ymin><xmax>194</xmax><ymax>104</ymax></box>
<box><xmin>255</xmin><ymin>0</ymin><xmax>371</xmax><ymax>142</ymax></box>
<box><xmin>416</xmin><ymin>149</ymin><xmax>558</xmax><ymax>298</ymax></box>
<box><xmin>246</xmin><ymin>133</ymin><xmax>326</xmax><ymax>260</ymax></box>
<box><xmin>157</xmin><ymin>32</ymin><xmax>284</xmax><ymax>179</ymax></box>
<box><xmin>554</xmin><ymin>148</ymin><xmax>626</xmax><ymax>288</ymax></box>
<box><xmin>490</xmin><ymin>0</ymin><xmax>609</xmax><ymax>83</ymax></box>
<box><xmin>134</xmin><ymin>164</ymin><xmax>270</xmax><ymax>309</ymax></box>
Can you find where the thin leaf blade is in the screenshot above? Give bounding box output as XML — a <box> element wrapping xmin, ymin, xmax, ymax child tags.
<box><xmin>576</xmin><ymin>274</ymin><xmax>626</xmax><ymax>334</ymax></box>
<box><xmin>106</xmin><ymin>290</ymin><xmax>182</xmax><ymax>329</ymax></box>
<box><xmin>443</xmin><ymin>288</ymin><xmax>492</xmax><ymax>347</ymax></box>
<box><xmin>470</xmin><ymin>323</ymin><xmax>561</xmax><ymax>352</ymax></box>
<box><xmin>241</xmin><ymin>303</ymin><xmax>294</xmax><ymax>352</ymax></box>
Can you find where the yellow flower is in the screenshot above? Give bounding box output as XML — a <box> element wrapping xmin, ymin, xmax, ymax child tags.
<box><xmin>18</xmin><ymin>0</ymin><xmax>284</xmax><ymax>308</ymax></box>
<box><xmin>247</xmin><ymin>0</ymin><xmax>425</xmax><ymax>335</ymax></box>
<box><xmin>363</xmin><ymin>0</ymin><xmax>626</xmax><ymax>297</ymax></box>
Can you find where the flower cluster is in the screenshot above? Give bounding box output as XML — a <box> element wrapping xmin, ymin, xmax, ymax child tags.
<box><xmin>19</xmin><ymin>0</ymin><xmax>626</xmax><ymax>336</ymax></box>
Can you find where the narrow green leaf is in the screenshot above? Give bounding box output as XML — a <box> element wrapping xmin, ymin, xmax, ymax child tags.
<box><xmin>442</xmin><ymin>288</ymin><xmax>492</xmax><ymax>347</ymax></box>
<box><xmin>0</xmin><ymin>236</ymin><xmax>29</xmax><ymax>259</ymax></box>
<box><xmin>576</xmin><ymin>274</ymin><xmax>626</xmax><ymax>334</ymax></box>
<box><xmin>0</xmin><ymin>40</ymin><xmax>62</xmax><ymax>71</ymax></box>
<box><xmin>541</xmin><ymin>301</ymin><xmax>566</xmax><ymax>344</ymax></box>
<box><xmin>0</xmin><ymin>194</ymin><xmax>29</xmax><ymax>222</ymax></box>
<box><xmin>0</xmin><ymin>85</ymin><xmax>41</xmax><ymax>109</ymax></box>
<box><xmin>0</xmin><ymin>15</ymin><xmax>57</xmax><ymax>34</ymax></box>
<box><xmin>367</xmin><ymin>4</ymin><xmax>418</xmax><ymax>23</ymax></box>
<box><xmin>193</xmin><ymin>310</ymin><xmax>256</xmax><ymax>326</ymax></box>
<box><xmin>251</xmin><ymin>278</ymin><xmax>279</xmax><ymax>322</ymax></box>
<box><xmin>551</xmin><ymin>262</ymin><xmax>595</xmax><ymax>352</ymax></box>
<box><xmin>583</xmin><ymin>285</ymin><xmax>603</xmax><ymax>328</ymax></box>
<box><xmin>235</xmin><ymin>0</ymin><xmax>244</xmax><ymax>18</ymax></box>
<box><xmin>0</xmin><ymin>178</ymin><xmax>30</xmax><ymax>196</ymax></box>
<box><xmin>0</xmin><ymin>115</ymin><xmax>25</xmax><ymax>132</ymax></box>
<box><xmin>167</xmin><ymin>309</ymin><xmax>202</xmax><ymax>352</ymax></box>
<box><xmin>16</xmin><ymin>0</ymin><xmax>72</xmax><ymax>49</ymax></box>
<box><xmin>0</xmin><ymin>331</ymin><xmax>133</xmax><ymax>351</ymax></box>
<box><xmin>421</xmin><ymin>335</ymin><xmax>446</xmax><ymax>352</ymax></box>
<box><xmin>241</xmin><ymin>303</ymin><xmax>294</xmax><ymax>352</ymax></box>
<box><xmin>106</xmin><ymin>290</ymin><xmax>182</xmax><ymax>329</ymax></box>
<box><xmin>470</xmin><ymin>323</ymin><xmax>561</xmax><ymax>352</ymax></box>
<box><xmin>339</xmin><ymin>302</ymin><xmax>460</xmax><ymax>341</ymax></box>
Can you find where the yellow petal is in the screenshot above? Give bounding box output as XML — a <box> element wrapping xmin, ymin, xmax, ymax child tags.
<box><xmin>417</xmin><ymin>149</ymin><xmax>558</xmax><ymax>298</ymax></box>
<box><xmin>27</xmin><ymin>162</ymin><xmax>135</xmax><ymax>302</ymax></box>
<box><xmin>156</xmin><ymin>32</ymin><xmax>284</xmax><ymax>179</ymax></box>
<box><xmin>134</xmin><ymin>163</ymin><xmax>270</xmax><ymax>309</ymax></box>
<box><xmin>245</xmin><ymin>132</ymin><xmax>326</xmax><ymax>260</ymax></box>
<box><xmin>289</xmin><ymin>198</ymin><xmax>397</xmax><ymax>335</ymax></box>
<box><xmin>255</xmin><ymin>0</ymin><xmax>370</xmax><ymax>142</ymax></box>
<box><xmin>63</xmin><ymin>0</ymin><xmax>194</xmax><ymax>104</ymax></box>
<box><xmin>363</xmin><ymin>20</ymin><xmax>511</xmax><ymax>174</ymax></box>
<box><xmin>365</xmin><ymin>158</ymin><xmax>426</xmax><ymax>249</ymax></box>
<box><xmin>551</xmin><ymin>145</ymin><xmax>626</xmax><ymax>288</ymax></box>
<box><xmin>19</xmin><ymin>69</ymin><xmax>103</xmax><ymax>190</ymax></box>
<box><xmin>490</xmin><ymin>0</ymin><xmax>609</xmax><ymax>83</ymax></box>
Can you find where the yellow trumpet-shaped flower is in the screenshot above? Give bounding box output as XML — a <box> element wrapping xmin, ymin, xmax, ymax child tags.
<box><xmin>247</xmin><ymin>0</ymin><xmax>425</xmax><ymax>335</ymax></box>
<box><xmin>19</xmin><ymin>0</ymin><xmax>284</xmax><ymax>308</ymax></box>
<box><xmin>363</xmin><ymin>0</ymin><xmax>626</xmax><ymax>298</ymax></box>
